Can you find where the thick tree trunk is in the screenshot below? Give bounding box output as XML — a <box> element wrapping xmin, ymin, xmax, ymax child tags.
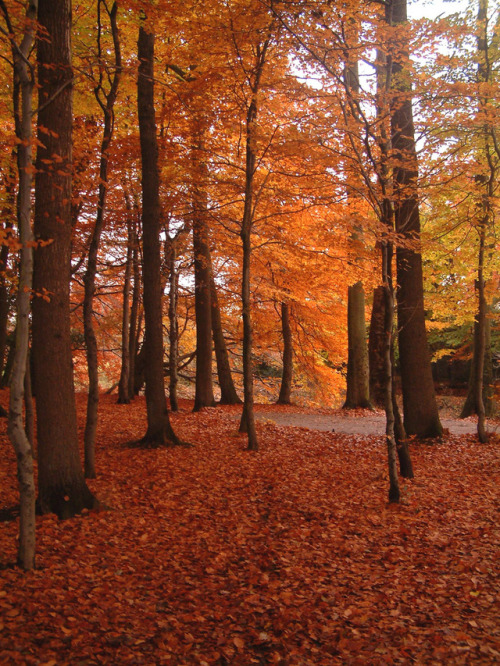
<box><xmin>277</xmin><ymin>301</ymin><xmax>293</xmax><ymax>405</ymax></box>
<box><xmin>343</xmin><ymin>282</ymin><xmax>371</xmax><ymax>409</ymax></box>
<box><xmin>211</xmin><ymin>276</ymin><xmax>241</xmax><ymax>405</ymax></box>
<box><xmin>389</xmin><ymin>0</ymin><xmax>442</xmax><ymax>438</ymax></box>
<box><xmin>192</xmin><ymin>130</ymin><xmax>215</xmax><ymax>411</ymax></box>
<box><xmin>33</xmin><ymin>0</ymin><xmax>96</xmax><ymax>518</ymax></box>
<box><xmin>137</xmin><ymin>18</ymin><xmax>182</xmax><ymax>446</ymax></box>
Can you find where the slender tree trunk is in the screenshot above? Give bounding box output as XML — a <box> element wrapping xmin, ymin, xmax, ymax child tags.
<box><xmin>344</xmin><ymin>282</ymin><xmax>371</xmax><ymax>408</ymax></box>
<box><xmin>83</xmin><ymin>1</ymin><xmax>121</xmax><ymax>477</ymax></box>
<box><xmin>388</xmin><ymin>0</ymin><xmax>442</xmax><ymax>438</ymax></box>
<box><xmin>24</xmin><ymin>351</ymin><xmax>34</xmax><ymax>451</ymax></box>
<box><xmin>277</xmin><ymin>301</ymin><xmax>293</xmax><ymax>405</ymax></box>
<box><xmin>475</xmin><ymin>231</ymin><xmax>488</xmax><ymax>442</ymax></box>
<box><xmin>461</xmin><ymin>318</ymin><xmax>494</xmax><ymax>417</ymax></box>
<box><xmin>239</xmin><ymin>227</ymin><xmax>258</xmax><ymax>451</ymax></box>
<box><xmin>33</xmin><ymin>0</ymin><xmax>96</xmax><ymax>518</ymax></box>
<box><xmin>118</xmin><ymin>189</ymin><xmax>135</xmax><ymax>404</ymax></box>
<box><xmin>466</xmin><ymin>0</ymin><xmax>496</xmax><ymax>442</ymax></box>
<box><xmin>128</xmin><ymin>219</ymin><xmax>141</xmax><ymax>399</ymax></box>
<box><xmin>168</xmin><ymin>243</ymin><xmax>179</xmax><ymax>411</ymax></box>
<box><xmin>3</xmin><ymin>0</ymin><xmax>37</xmax><ymax>569</ymax></box>
<box><xmin>382</xmin><ymin>243</ymin><xmax>400</xmax><ymax>503</ymax></box>
<box><xmin>192</xmin><ymin>128</ymin><xmax>215</xmax><ymax>411</ymax></box>
<box><xmin>368</xmin><ymin>285</ymin><xmax>387</xmax><ymax>408</ymax></box>
<box><xmin>211</xmin><ymin>276</ymin><xmax>242</xmax><ymax>405</ymax></box>
<box><xmin>137</xmin><ymin>17</ymin><xmax>182</xmax><ymax>446</ymax></box>
<box><xmin>342</xmin><ymin>27</ymin><xmax>371</xmax><ymax>410</ymax></box>
<box><xmin>0</xmin><ymin>239</ymin><xmax>11</xmax><ymax>379</ymax></box>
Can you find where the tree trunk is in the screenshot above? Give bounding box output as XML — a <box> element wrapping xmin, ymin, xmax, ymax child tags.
<box><xmin>4</xmin><ymin>0</ymin><xmax>37</xmax><ymax>569</ymax></box>
<box><xmin>368</xmin><ymin>285</ymin><xmax>387</xmax><ymax>408</ymax></box>
<box><xmin>461</xmin><ymin>317</ymin><xmax>494</xmax><ymax>417</ymax></box>
<box><xmin>168</xmin><ymin>242</ymin><xmax>179</xmax><ymax>411</ymax></box>
<box><xmin>137</xmin><ymin>17</ymin><xmax>182</xmax><ymax>447</ymax></box>
<box><xmin>388</xmin><ymin>0</ymin><xmax>442</xmax><ymax>438</ymax></box>
<box><xmin>211</xmin><ymin>276</ymin><xmax>242</xmax><ymax>405</ymax></box>
<box><xmin>382</xmin><ymin>244</ymin><xmax>400</xmax><ymax>503</ymax></box>
<box><xmin>129</xmin><ymin>216</ymin><xmax>141</xmax><ymax>399</ymax></box>
<box><xmin>474</xmin><ymin>234</ymin><xmax>488</xmax><ymax>443</ymax></box>
<box><xmin>83</xmin><ymin>1</ymin><xmax>121</xmax><ymax>476</ymax></box>
<box><xmin>239</xmin><ymin>227</ymin><xmax>258</xmax><ymax>451</ymax></box>
<box><xmin>33</xmin><ymin>0</ymin><xmax>96</xmax><ymax>518</ymax></box>
<box><xmin>277</xmin><ymin>301</ymin><xmax>293</xmax><ymax>405</ymax></box>
<box><xmin>343</xmin><ymin>282</ymin><xmax>371</xmax><ymax>409</ymax></box>
<box><xmin>192</xmin><ymin>128</ymin><xmax>215</xmax><ymax>411</ymax></box>
<box><xmin>118</xmin><ymin>190</ymin><xmax>134</xmax><ymax>404</ymax></box>
<box><xmin>0</xmin><ymin>240</ymin><xmax>11</xmax><ymax>379</ymax></box>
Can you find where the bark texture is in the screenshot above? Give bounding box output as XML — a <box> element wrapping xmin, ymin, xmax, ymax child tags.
<box><xmin>211</xmin><ymin>276</ymin><xmax>241</xmax><ymax>405</ymax></box>
<box><xmin>277</xmin><ymin>302</ymin><xmax>293</xmax><ymax>405</ymax></box>
<box><xmin>192</xmin><ymin>129</ymin><xmax>215</xmax><ymax>411</ymax></box>
<box><xmin>389</xmin><ymin>0</ymin><xmax>442</xmax><ymax>438</ymax></box>
<box><xmin>343</xmin><ymin>282</ymin><xmax>371</xmax><ymax>409</ymax></box>
<box><xmin>137</xmin><ymin>18</ymin><xmax>181</xmax><ymax>446</ymax></box>
<box><xmin>33</xmin><ymin>0</ymin><xmax>96</xmax><ymax>518</ymax></box>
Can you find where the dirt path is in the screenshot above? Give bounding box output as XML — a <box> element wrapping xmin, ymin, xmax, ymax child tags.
<box><xmin>254</xmin><ymin>409</ymin><xmax>496</xmax><ymax>437</ymax></box>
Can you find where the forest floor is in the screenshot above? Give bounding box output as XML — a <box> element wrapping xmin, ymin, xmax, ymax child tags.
<box><xmin>1</xmin><ymin>391</ymin><xmax>499</xmax><ymax>665</ymax></box>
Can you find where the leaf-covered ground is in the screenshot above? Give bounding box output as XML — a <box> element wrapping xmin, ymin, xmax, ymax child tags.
<box><xmin>1</xmin><ymin>393</ymin><xmax>499</xmax><ymax>665</ymax></box>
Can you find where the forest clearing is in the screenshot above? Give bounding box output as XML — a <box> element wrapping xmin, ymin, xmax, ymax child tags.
<box><xmin>1</xmin><ymin>393</ymin><xmax>499</xmax><ymax>665</ymax></box>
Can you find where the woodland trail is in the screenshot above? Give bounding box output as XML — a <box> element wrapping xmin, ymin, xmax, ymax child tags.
<box><xmin>253</xmin><ymin>409</ymin><xmax>493</xmax><ymax>437</ymax></box>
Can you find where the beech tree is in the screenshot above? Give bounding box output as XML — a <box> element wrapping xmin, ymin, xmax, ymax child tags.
<box><xmin>386</xmin><ymin>0</ymin><xmax>443</xmax><ymax>438</ymax></box>
<box><xmin>136</xmin><ymin>11</ymin><xmax>183</xmax><ymax>446</ymax></box>
<box><xmin>1</xmin><ymin>0</ymin><xmax>37</xmax><ymax>569</ymax></box>
<box><xmin>32</xmin><ymin>0</ymin><xmax>97</xmax><ymax>517</ymax></box>
<box><xmin>83</xmin><ymin>0</ymin><xmax>121</xmax><ymax>477</ymax></box>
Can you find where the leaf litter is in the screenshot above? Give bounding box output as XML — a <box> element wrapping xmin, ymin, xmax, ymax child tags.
<box><xmin>0</xmin><ymin>393</ymin><xmax>499</xmax><ymax>664</ymax></box>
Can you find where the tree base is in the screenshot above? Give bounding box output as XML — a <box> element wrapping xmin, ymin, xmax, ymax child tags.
<box><xmin>37</xmin><ymin>483</ymin><xmax>98</xmax><ymax>520</ymax></box>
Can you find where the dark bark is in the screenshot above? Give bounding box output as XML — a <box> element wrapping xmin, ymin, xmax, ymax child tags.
<box><xmin>168</xmin><ymin>243</ymin><xmax>179</xmax><ymax>411</ymax></box>
<box><xmin>192</xmin><ymin>129</ymin><xmax>215</xmax><ymax>411</ymax></box>
<box><xmin>382</xmin><ymin>244</ymin><xmax>400</xmax><ymax>503</ymax></box>
<box><xmin>2</xmin><ymin>0</ymin><xmax>37</xmax><ymax>569</ymax></box>
<box><xmin>474</xmin><ymin>236</ymin><xmax>488</xmax><ymax>443</ymax></box>
<box><xmin>343</xmin><ymin>282</ymin><xmax>371</xmax><ymax>409</ymax></box>
<box><xmin>32</xmin><ymin>0</ymin><xmax>96</xmax><ymax>518</ymax></box>
<box><xmin>277</xmin><ymin>301</ymin><xmax>293</xmax><ymax>405</ymax></box>
<box><xmin>137</xmin><ymin>18</ymin><xmax>182</xmax><ymax>447</ymax></box>
<box><xmin>118</xmin><ymin>190</ymin><xmax>134</xmax><ymax>404</ymax></box>
<box><xmin>0</xmin><ymin>236</ymin><xmax>11</xmax><ymax>379</ymax></box>
<box><xmin>83</xmin><ymin>1</ymin><xmax>121</xmax><ymax>476</ymax></box>
<box><xmin>129</xmin><ymin>217</ymin><xmax>142</xmax><ymax>399</ymax></box>
<box><xmin>461</xmin><ymin>318</ymin><xmax>494</xmax><ymax>418</ymax></box>
<box><xmin>211</xmin><ymin>276</ymin><xmax>242</xmax><ymax>405</ymax></box>
<box><xmin>388</xmin><ymin>0</ymin><xmax>442</xmax><ymax>438</ymax></box>
<box><xmin>368</xmin><ymin>285</ymin><xmax>387</xmax><ymax>408</ymax></box>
